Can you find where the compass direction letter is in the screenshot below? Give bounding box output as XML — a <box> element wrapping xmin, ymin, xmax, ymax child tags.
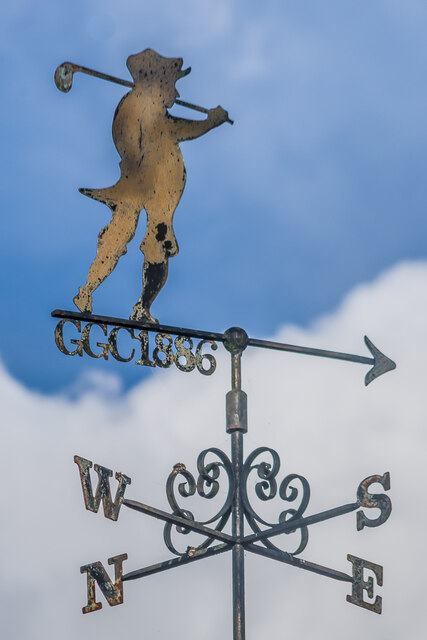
<box><xmin>346</xmin><ymin>554</ymin><xmax>383</xmax><ymax>614</ymax></box>
<box><xmin>74</xmin><ymin>455</ymin><xmax>131</xmax><ymax>521</ymax></box>
<box><xmin>80</xmin><ymin>553</ymin><xmax>128</xmax><ymax>613</ymax></box>
<box><xmin>356</xmin><ymin>472</ymin><xmax>391</xmax><ymax>531</ymax></box>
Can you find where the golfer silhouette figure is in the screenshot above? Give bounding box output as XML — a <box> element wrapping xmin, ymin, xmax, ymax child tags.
<box><xmin>74</xmin><ymin>49</ymin><xmax>229</xmax><ymax>322</ymax></box>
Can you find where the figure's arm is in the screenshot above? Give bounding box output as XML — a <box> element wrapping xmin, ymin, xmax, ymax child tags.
<box><xmin>170</xmin><ymin>106</ymin><xmax>230</xmax><ymax>142</ymax></box>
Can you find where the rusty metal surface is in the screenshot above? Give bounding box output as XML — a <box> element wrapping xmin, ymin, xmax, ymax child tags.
<box><xmin>53</xmin><ymin>309</ymin><xmax>396</xmax><ymax>385</ymax></box>
<box><xmin>55</xmin><ymin>61</ymin><xmax>133</xmax><ymax>93</ymax></box>
<box><xmin>347</xmin><ymin>554</ymin><xmax>383</xmax><ymax>614</ymax></box>
<box><xmin>54</xmin><ymin>318</ymin><xmax>218</xmax><ymax>375</ymax></box>
<box><xmin>240</xmin><ymin>446</ymin><xmax>311</xmax><ymax>556</ymax></box>
<box><xmin>71</xmin><ymin>324</ymin><xmax>393</xmax><ymax>632</ymax></box>
<box><xmin>163</xmin><ymin>451</ymin><xmax>234</xmax><ymax>556</ymax></box>
<box><xmin>248</xmin><ymin>334</ymin><xmax>396</xmax><ymax>385</ymax></box>
<box><xmin>124</xmin><ymin>497</ymin><xmax>234</xmax><ymax>545</ymax></box>
<box><xmin>246</xmin><ymin>543</ymin><xmax>353</xmax><ymax>583</ymax></box>
<box><xmin>74</xmin><ymin>455</ymin><xmax>131</xmax><ymax>521</ymax></box>
<box><xmin>118</xmin><ymin>440</ymin><xmax>388</xmax><ymax>621</ymax></box>
<box><xmin>122</xmin><ymin>543</ymin><xmax>231</xmax><ymax>582</ymax></box>
<box><xmin>122</xmin><ymin>424</ymin><xmax>389</xmax><ymax>583</ymax></box>
<box><xmin>55</xmin><ymin>60</ymin><xmax>234</xmax><ymax>123</ymax></box>
<box><xmin>116</xmin><ymin>331</ymin><xmax>390</xmax><ymax>627</ymax></box>
<box><xmin>80</xmin><ymin>554</ymin><xmax>128</xmax><ymax>613</ymax></box>
<box><xmin>55</xmin><ymin>50</ymin><xmax>231</xmax><ymax>323</ymax></box>
<box><xmin>356</xmin><ymin>472</ymin><xmax>392</xmax><ymax>530</ymax></box>
<box><xmin>242</xmin><ymin>501</ymin><xmax>359</xmax><ymax>545</ymax></box>
<box><xmin>226</xmin><ymin>389</ymin><xmax>248</xmax><ymax>433</ymax></box>
<box><xmin>52</xmin><ymin>309</ymin><xmax>224</xmax><ymax>341</ymax></box>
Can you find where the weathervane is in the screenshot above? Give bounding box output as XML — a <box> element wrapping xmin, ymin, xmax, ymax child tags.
<box><xmin>53</xmin><ymin>49</ymin><xmax>396</xmax><ymax>639</ymax></box>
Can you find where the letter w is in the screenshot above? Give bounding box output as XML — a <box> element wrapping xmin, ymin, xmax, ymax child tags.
<box><xmin>74</xmin><ymin>455</ymin><xmax>131</xmax><ymax>521</ymax></box>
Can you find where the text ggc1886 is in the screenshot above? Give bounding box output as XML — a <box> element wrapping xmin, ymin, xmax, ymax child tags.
<box><xmin>54</xmin><ymin>319</ymin><xmax>217</xmax><ymax>375</ymax></box>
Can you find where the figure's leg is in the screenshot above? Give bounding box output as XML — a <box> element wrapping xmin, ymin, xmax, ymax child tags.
<box><xmin>74</xmin><ymin>205</ymin><xmax>140</xmax><ymax>313</ymax></box>
<box><xmin>130</xmin><ymin>260</ymin><xmax>168</xmax><ymax>323</ymax></box>
<box><xmin>130</xmin><ymin>200</ymin><xmax>180</xmax><ymax>322</ymax></box>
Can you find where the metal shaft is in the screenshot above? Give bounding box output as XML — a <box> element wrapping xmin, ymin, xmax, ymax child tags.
<box><xmin>54</xmin><ymin>62</ymin><xmax>234</xmax><ymax>123</ymax></box>
<box><xmin>231</xmin><ymin>424</ymin><xmax>245</xmax><ymax>640</ymax></box>
<box><xmin>224</xmin><ymin>328</ymin><xmax>249</xmax><ymax>640</ymax></box>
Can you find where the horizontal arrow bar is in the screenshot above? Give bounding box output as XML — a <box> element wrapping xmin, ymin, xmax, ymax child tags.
<box><xmin>122</xmin><ymin>543</ymin><xmax>231</xmax><ymax>582</ymax></box>
<box><xmin>123</xmin><ymin>499</ymin><xmax>234</xmax><ymax>544</ymax></box>
<box><xmin>52</xmin><ymin>309</ymin><xmax>224</xmax><ymax>342</ymax></box>
<box><xmin>248</xmin><ymin>337</ymin><xmax>371</xmax><ymax>364</ymax></box>
<box><xmin>247</xmin><ymin>336</ymin><xmax>396</xmax><ymax>384</ymax></box>
<box><xmin>245</xmin><ymin>544</ymin><xmax>353</xmax><ymax>583</ymax></box>
<box><xmin>52</xmin><ymin>310</ymin><xmax>396</xmax><ymax>383</ymax></box>
<box><xmin>242</xmin><ymin>502</ymin><xmax>359</xmax><ymax>545</ymax></box>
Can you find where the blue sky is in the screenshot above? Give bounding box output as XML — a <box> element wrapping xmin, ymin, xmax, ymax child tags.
<box><xmin>2</xmin><ymin>0</ymin><xmax>427</xmax><ymax>391</ymax></box>
<box><xmin>1</xmin><ymin>3</ymin><xmax>427</xmax><ymax>639</ymax></box>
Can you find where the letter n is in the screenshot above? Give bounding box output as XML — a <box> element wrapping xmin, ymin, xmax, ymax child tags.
<box><xmin>80</xmin><ymin>553</ymin><xmax>128</xmax><ymax>614</ymax></box>
<box><xmin>74</xmin><ymin>455</ymin><xmax>131</xmax><ymax>521</ymax></box>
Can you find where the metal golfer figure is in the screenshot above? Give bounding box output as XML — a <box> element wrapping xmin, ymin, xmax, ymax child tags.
<box><xmin>55</xmin><ymin>49</ymin><xmax>232</xmax><ymax>323</ymax></box>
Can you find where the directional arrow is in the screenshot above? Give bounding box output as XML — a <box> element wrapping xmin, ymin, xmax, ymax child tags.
<box><xmin>52</xmin><ymin>310</ymin><xmax>396</xmax><ymax>384</ymax></box>
<box><xmin>363</xmin><ymin>336</ymin><xmax>396</xmax><ymax>386</ymax></box>
<box><xmin>123</xmin><ymin>498</ymin><xmax>234</xmax><ymax>544</ymax></box>
<box><xmin>245</xmin><ymin>544</ymin><xmax>353</xmax><ymax>583</ymax></box>
<box><xmin>123</xmin><ymin>498</ymin><xmax>360</xmax><ymax>548</ymax></box>
<box><xmin>121</xmin><ymin>541</ymin><xmax>353</xmax><ymax>585</ymax></box>
<box><xmin>122</xmin><ymin>543</ymin><xmax>231</xmax><ymax>582</ymax></box>
<box><xmin>247</xmin><ymin>333</ymin><xmax>396</xmax><ymax>386</ymax></box>
<box><xmin>241</xmin><ymin>502</ymin><xmax>359</xmax><ymax>545</ymax></box>
<box><xmin>121</xmin><ymin>499</ymin><xmax>357</xmax><ymax>585</ymax></box>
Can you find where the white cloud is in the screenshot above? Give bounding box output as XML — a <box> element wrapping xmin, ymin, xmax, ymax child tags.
<box><xmin>2</xmin><ymin>259</ymin><xmax>427</xmax><ymax>638</ymax></box>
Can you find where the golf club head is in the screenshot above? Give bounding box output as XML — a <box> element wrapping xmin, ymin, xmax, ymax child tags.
<box><xmin>54</xmin><ymin>62</ymin><xmax>74</xmax><ymax>92</ymax></box>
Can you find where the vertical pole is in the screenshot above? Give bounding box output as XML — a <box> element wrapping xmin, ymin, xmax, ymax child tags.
<box><xmin>231</xmin><ymin>374</ymin><xmax>245</xmax><ymax>640</ymax></box>
<box><xmin>224</xmin><ymin>328</ymin><xmax>248</xmax><ymax>640</ymax></box>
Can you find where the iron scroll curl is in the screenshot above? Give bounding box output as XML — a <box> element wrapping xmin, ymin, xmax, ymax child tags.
<box><xmin>164</xmin><ymin>448</ymin><xmax>234</xmax><ymax>556</ymax></box>
<box><xmin>164</xmin><ymin>445</ymin><xmax>310</xmax><ymax>556</ymax></box>
<box><xmin>241</xmin><ymin>447</ymin><xmax>311</xmax><ymax>555</ymax></box>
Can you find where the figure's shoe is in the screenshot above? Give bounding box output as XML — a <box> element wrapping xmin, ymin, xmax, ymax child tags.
<box><xmin>73</xmin><ymin>287</ymin><xmax>93</xmax><ymax>313</ymax></box>
<box><xmin>130</xmin><ymin>302</ymin><xmax>159</xmax><ymax>324</ymax></box>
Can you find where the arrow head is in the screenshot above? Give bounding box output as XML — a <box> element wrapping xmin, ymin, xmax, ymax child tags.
<box><xmin>364</xmin><ymin>336</ymin><xmax>396</xmax><ymax>386</ymax></box>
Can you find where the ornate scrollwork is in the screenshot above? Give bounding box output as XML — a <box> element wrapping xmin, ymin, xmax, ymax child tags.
<box><xmin>241</xmin><ymin>447</ymin><xmax>310</xmax><ymax>555</ymax></box>
<box><xmin>164</xmin><ymin>448</ymin><xmax>234</xmax><ymax>556</ymax></box>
